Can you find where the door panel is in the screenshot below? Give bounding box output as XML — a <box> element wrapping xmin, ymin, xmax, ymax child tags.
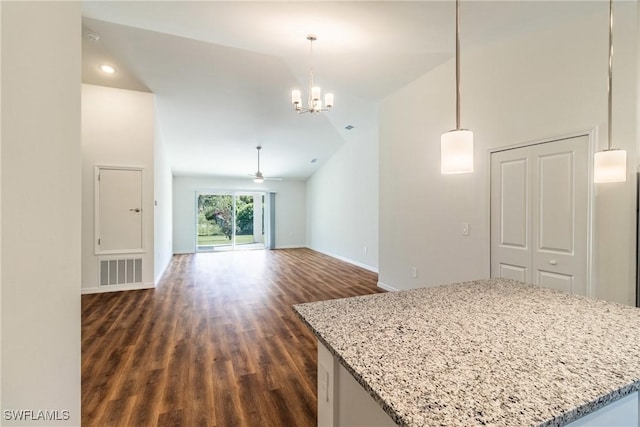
<box><xmin>538</xmin><ymin>151</ymin><xmax>574</xmax><ymax>253</ymax></box>
<box><xmin>97</xmin><ymin>167</ymin><xmax>143</xmax><ymax>253</ymax></box>
<box><xmin>491</xmin><ymin>135</ymin><xmax>589</xmax><ymax>295</ymax></box>
<box><xmin>532</xmin><ymin>137</ymin><xmax>588</xmax><ymax>295</ymax></box>
<box><xmin>499</xmin><ymin>264</ymin><xmax>527</xmax><ymax>283</ymax></box>
<box><xmin>491</xmin><ymin>151</ymin><xmax>531</xmax><ymax>283</ymax></box>
<box><xmin>537</xmin><ymin>270</ymin><xmax>574</xmax><ymax>293</ymax></box>
<box><xmin>500</xmin><ymin>159</ymin><xmax>528</xmax><ymax>248</ymax></box>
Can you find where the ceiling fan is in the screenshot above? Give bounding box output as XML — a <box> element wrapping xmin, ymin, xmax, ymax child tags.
<box><xmin>250</xmin><ymin>146</ymin><xmax>282</xmax><ymax>183</ymax></box>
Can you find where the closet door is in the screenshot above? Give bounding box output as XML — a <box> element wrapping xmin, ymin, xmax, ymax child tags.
<box><xmin>95</xmin><ymin>166</ymin><xmax>144</xmax><ymax>254</ymax></box>
<box><xmin>490</xmin><ymin>135</ymin><xmax>589</xmax><ymax>295</ymax></box>
<box><xmin>531</xmin><ymin>137</ymin><xmax>588</xmax><ymax>294</ymax></box>
<box><xmin>491</xmin><ymin>147</ymin><xmax>532</xmax><ymax>283</ymax></box>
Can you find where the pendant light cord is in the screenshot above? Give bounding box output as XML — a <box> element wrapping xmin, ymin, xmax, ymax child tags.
<box><xmin>455</xmin><ymin>0</ymin><xmax>461</xmax><ymax>131</ymax></box>
<box><xmin>607</xmin><ymin>0</ymin><xmax>613</xmax><ymax>151</ymax></box>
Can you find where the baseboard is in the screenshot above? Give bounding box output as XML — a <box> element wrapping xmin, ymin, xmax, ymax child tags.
<box><xmin>173</xmin><ymin>250</ymin><xmax>194</xmax><ymax>255</ymax></box>
<box><xmin>81</xmin><ymin>282</ymin><xmax>155</xmax><ymax>295</ymax></box>
<box><xmin>275</xmin><ymin>245</ymin><xmax>305</xmax><ymax>249</ymax></box>
<box><xmin>377</xmin><ymin>281</ymin><xmax>399</xmax><ymax>292</ymax></box>
<box><xmin>308</xmin><ymin>247</ymin><xmax>379</xmax><ymax>273</ymax></box>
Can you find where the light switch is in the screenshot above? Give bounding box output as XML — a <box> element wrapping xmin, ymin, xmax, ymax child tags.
<box><xmin>462</xmin><ymin>222</ymin><xmax>470</xmax><ymax>236</ymax></box>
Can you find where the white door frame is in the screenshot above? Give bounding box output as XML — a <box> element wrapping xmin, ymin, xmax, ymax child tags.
<box><xmin>487</xmin><ymin>129</ymin><xmax>596</xmax><ymax>297</ymax></box>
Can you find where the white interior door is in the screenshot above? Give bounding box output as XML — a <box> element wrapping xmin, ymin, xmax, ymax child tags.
<box><xmin>490</xmin><ymin>149</ymin><xmax>531</xmax><ymax>283</ymax></box>
<box><xmin>96</xmin><ymin>167</ymin><xmax>143</xmax><ymax>253</ymax></box>
<box><xmin>491</xmin><ymin>135</ymin><xmax>589</xmax><ymax>295</ymax></box>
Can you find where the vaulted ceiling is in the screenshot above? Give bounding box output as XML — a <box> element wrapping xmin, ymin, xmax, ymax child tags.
<box><xmin>81</xmin><ymin>1</ymin><xmax>602</xmax><ymax>180</ymax></box>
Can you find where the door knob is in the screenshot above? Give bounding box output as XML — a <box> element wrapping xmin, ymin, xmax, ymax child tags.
<box><xmin>549</xmin><ymin>260</ymin><xmax>557</xmax><ymax>265</ymax></box>
<box><xmin>129</xmin><ymin>208</ymin><xmax>141</xmax><ymax>213</ymax></box>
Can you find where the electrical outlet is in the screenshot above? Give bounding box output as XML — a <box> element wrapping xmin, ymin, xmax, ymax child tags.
<box><xmin>364</xmin><ymin>245</ymin><xmax>368</xmax><ymax>254</ymax></box>
<box><xmin>411</xmin><ymin>267</ymin><xmax>418</xmax><ymax>278</ymax></box>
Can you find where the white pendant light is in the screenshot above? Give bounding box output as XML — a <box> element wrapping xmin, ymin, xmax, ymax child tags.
<box><xmin>291</xmin><ymin>35</ymin><xmax>334</xmax><ymax>115</ymax></box>
<box><xmin>594</xmin><ymin>0</ymin><xmax>626</xmax><ymax>183</ymax></box>
<box><xmin>594</xmin><ymin>150</ymin><xmax>626</xmax><ymax>183</ymax></box>
<box><xmin>441</xmin><ymin>0</ymin><xmax>473</xmax><ymax>175</ymax></box>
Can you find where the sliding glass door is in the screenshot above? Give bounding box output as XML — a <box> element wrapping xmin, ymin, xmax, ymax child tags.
<box><xmin>197</xmin><ymin>192</ymin><xmax>265</xmax><ymax>252</ymax></box>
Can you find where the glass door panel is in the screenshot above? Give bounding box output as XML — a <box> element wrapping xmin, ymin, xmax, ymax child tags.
<box><xmin>197</xmin><ymin>192</ymin><xmax>266</xmax><ymax>252</ymax></box>
<box><xmin>235</xmin><ymin>195</ymin><xmax>254</xmax><ymax>246</ymax></box>
<box><xmin>197</xmin><ymin>194</ymin><xmax>233</xmax><ymax>251</ymax></box>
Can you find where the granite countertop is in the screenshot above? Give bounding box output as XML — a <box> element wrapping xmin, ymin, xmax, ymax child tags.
<box><xmin>293</xmin><ymin>278</ymin><xmax>640</xmax><ymax>427</ymax></box>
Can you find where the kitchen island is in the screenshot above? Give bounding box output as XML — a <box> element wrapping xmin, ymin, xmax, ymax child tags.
<box><xmin>293</xmin><ymin>279</ymin><xmax>640</xmax><ymax>427</ymax></box>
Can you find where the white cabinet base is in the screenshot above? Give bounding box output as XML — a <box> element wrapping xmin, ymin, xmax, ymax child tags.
<box><xmin>318</xmin><ymin>340</ymin><xmax>397</xmax><ymax>427</ymax></box>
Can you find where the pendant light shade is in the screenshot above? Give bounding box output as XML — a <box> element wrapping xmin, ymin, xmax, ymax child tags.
<box><xmin>441</xmin><ymin>130</ymin><xmax>474</xmax><ymax>174</ymax></box>
<box><xmin>594</xmin><ymin>0</ymin><xmax>626</xmax><ymax>183</ymax></box>
<box><xmin>594</xmin><ymin>149</ymin><xmax>626</xmax><ymax>183</ymax></box>
<box><xmin>441</xmin><ymin>0</ymin><xmax>473</xmax><ymax>175</ymax></box>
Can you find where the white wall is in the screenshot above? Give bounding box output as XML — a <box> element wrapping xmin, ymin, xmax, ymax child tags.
<box><xmin>379</xmin><ymin>5</ymin><xmax>638</xmax><ymax>305</ymax></box>
<box><xmin>173</xmin><ymin>176</ymin><xmax>306</xmax><ymax>253</ymax></box>
<box><xmin>1</xmin><ymin>2</ymin><xmax>81</xmax><ymax>424</ymax></box>
<box><xmin>154</xmin><ymin>109</ymin><xmax>173</xmax><ymax>282</ymax></box>
<box><xmin>306</xmin><ymin>125</ymin><xmax>379</xmax><ymax>272</ymax></box>
<box><xmin>81</xmin><ymin>84</ymin><xmax>155</xmax><ymax>293</ymax></box>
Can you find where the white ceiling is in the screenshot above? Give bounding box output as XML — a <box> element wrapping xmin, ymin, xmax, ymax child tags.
<box><xmin>81</xmin><ymin>1</ymin><xmax>603</xmax><ymax>180</ymax></box>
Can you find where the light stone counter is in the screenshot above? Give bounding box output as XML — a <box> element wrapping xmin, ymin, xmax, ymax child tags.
<box><xmin>293</xmin><ymin>278</ymin><xmax>640</xmax><ymax>427</ymax></box>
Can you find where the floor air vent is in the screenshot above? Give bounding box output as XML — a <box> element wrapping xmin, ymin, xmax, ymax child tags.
<box><xmin>100</xmin><ymin>258</ymin><xmax>142</xmax><ymax>286</ymax></box>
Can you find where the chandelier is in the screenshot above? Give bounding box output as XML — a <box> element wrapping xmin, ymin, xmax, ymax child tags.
<box><xmin>291</xmin><ymin>35</ymin><xmax>334</xmax><ymax>114</ymax></box>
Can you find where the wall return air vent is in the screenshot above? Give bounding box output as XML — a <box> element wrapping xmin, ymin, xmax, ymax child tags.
<box><xmin>99</xmin><ymin>257</ymin><xmax>142</xmax><ymax>286</ymax></box>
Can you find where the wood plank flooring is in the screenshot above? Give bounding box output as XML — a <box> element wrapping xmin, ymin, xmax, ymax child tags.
<box><xmin>82</xmin><ymin>248</ymin><xmax>384</xmax><ymax>426</ymax></box>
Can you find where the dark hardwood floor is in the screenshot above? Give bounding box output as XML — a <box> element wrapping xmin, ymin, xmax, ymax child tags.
<box><xmin>82</xmin><ymin>248</ymin><xmax>384</xmax><ymax>426</ymax></box>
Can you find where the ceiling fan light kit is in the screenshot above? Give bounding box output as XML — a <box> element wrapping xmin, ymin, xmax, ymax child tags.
<box><xmin>441</xmin><ymin>0</ymin><xmax>474</xmax><ymax>175</ymax></box>
<box><xmin>291</xmin><ymin>35</ymin><xmax>334</xmax><ymax>114</ymax></box>
<box><xmin>594</xmin><ymin>0</ymin><xmax>626</xmax><ymax>183</ymax></box>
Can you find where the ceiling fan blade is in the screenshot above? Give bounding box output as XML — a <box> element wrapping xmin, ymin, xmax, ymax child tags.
<box><xmin>264</xmin><ymin>177</ymin><xmax>283</xmax><ymax>181</ymax></box>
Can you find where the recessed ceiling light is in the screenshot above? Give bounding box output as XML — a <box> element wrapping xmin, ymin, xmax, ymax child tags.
<box><xmin>99</xmin><ymin>64</ymin><xmax>116</xmax><ymax>74</ymax></box>
<box><xmin>311</xmin><ymin>158</ymin><xmax>318</xmax><ymax>163</ymax></box>
<box><xmin>345</xmin><ymin>125</ymin><xmax>354</xmax><ymax>130</ymax></box>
